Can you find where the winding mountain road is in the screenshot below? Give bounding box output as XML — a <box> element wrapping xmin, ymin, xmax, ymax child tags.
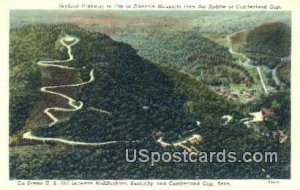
<box><xmin>23</xmin><ymin>35</ymin><xmax>120</xmax><ymax>146</ymax></box>
<box><xmin>37</xmin><ymin>38</ymin><xmax>79</xmax><ymax>70</ymax></box>
<box><xmin>23</xmin><ymin>131</ymin><xmax>117</xmax><ymax>146</ymax></box>
<box><xmin>272</xmin><ymin>66</ymin><xmax>280</xmax><ymax>86</ymax></box>
<box><xmin>42</xmin><ymin>69</ymin><xmax>94</xmax><ymax>126</ymax></box>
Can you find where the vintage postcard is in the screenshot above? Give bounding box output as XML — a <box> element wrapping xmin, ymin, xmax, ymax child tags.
<box><xmin>1</xmin><ymin>0</ymin><xmax>300</xmax><ymax>189</ymax></box>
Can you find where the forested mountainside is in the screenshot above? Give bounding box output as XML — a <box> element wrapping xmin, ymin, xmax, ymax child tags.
<box><xmin>9</xmin><ymin>26</ymin><xmax>70</xmax><ymax>135</ymax></box>
<box><xmin>241</xmin><ymin>22</ymin><xmax>291</xmax><ymax>68</ymax></box>
<box><xmin>117</xmin><ymin>32</ymin><xmax>252</xmax><ymax>86</ymax></box>
<box><xmin>10</xmin><ymin>24</ymin><xmax>289</xmax><ymax>179</ymax></box>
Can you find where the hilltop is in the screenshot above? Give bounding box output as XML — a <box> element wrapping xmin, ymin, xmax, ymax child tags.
<box><xmin>241</xmin><ymin>22</ymin><xmax>291</xmax><ymax>68</ymax></box>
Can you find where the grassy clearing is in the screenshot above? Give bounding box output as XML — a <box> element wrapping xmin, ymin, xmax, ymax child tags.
<box><xmin>202</xmin><ymin>33</ymin><xmax>228</xmax><ymax>47</ymax></box>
